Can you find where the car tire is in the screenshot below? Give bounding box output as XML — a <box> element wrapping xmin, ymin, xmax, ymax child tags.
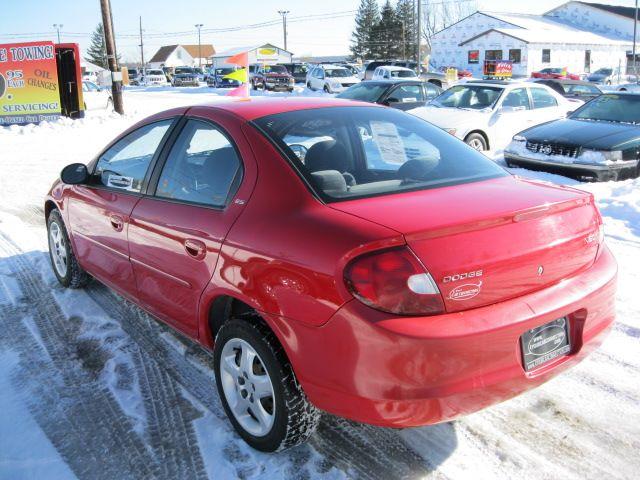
<box><xmin>465</xmin><ymin>133</ymin><xmax>488</xmax><ymax>151</ymax></box>
<box><xmin>47</xmin><ymin>209</ymin><xmax>90</xmax><ymax>289</ymax></box>
<box><xmin>323</xmin><ymin>84</ymin><xmax>330</xmax><ymax>93</ymax></box>
<box><xmin>306</xmin><ymin>81</ymin><xmax>312</xmax><ymax>90</ymax></box>
<box><xmin>106</xmin><ymin>97</ymin><xmax>113</xmax><ymax>111</ymax></box>
<box><xmin>214</xmin><ymin>318</ymin><xmax>320</xmax><ymax>452</ymax></box>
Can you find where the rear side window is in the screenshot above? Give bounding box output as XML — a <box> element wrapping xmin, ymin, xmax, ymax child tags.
<box><xmin>254</xmin><ymin>106</ymin><xmax>506</xmax><ymax>201</ymax></box>
<box><xmin>502</xmin><ymin>88</ymin><xmax>530</xmax><ymax>109</ymax></box>
<box><xmin>530</xmin><ymin>88</ymin><xmax>558</xmax><ymax>108</ymax></box>
<box><xmin>94</xmin><ymin>120</ymin><xmax>173</xmax><ymax>192</ymax></box>
<box><xmin>155</xmin><ymin>119</ymin><xmax>242</xmax><ymax>207</ymax></box>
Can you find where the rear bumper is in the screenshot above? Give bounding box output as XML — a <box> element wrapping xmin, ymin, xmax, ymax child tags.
<box><xmin>273</xmin><ymin>245</ymin><xmax>617</xmax><ymax>427</ymax></box>
<box><xmin>505</xmin><ymin>152</ymin><xmax>637</xmax><ymax>181</ymax></box>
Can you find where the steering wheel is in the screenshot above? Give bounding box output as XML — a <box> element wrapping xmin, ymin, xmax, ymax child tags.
<box><xmin>288</xmin><ymin>144</ymin><xmax>308</xmax><ymax>161</ymax></box>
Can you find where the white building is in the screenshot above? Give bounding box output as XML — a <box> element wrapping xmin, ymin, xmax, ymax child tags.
<box><xmin>209</xmin><ymin>44</ymin><xmax>293</xmax><ymax>68</ymax></box>
<box><xmin>430</xmin><ymin>1</ymin><xmax>637</xmax><ymax>78</ymax></box>
<box><xmin>148</xmin><ymin>44</ymin><xmax>216</xmax><ymax>69</ymax></box>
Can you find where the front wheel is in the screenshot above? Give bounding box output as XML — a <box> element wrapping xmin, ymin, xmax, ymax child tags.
<box><xmin>47</xmin><ymin>209</ymin><xmax>90</xmax><ymax>288</ymax></box>
<box><xmin>465</xmin><ymin>133</ymin><xmax>488</xmax><ymax>151</ymax></box>
<box><xmin>214</xmin><ymin>319</ymin><xmax>320</xmax><ymax>452</ymax></box>
<box><xmin>323</xmin><ymin>84</ymin><xmax>331</xmax><ymax>93</ymax></box>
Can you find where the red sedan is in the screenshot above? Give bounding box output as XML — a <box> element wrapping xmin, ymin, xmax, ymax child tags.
<box><xmin>532</xmin><ymin>67</ymin><xmax>581</xmax><ymax>80</ymax></box>
<box><xmin>46</xmin><ymin>97</ymin><xmax>616</xmax><ymax>452</ymax></box>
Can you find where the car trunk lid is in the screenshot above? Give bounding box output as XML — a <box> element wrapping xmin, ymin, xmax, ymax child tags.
<box><xmin>331</xmin><ymin>176</ymin><xmax>601</xmax><ymax>312</ymax></box>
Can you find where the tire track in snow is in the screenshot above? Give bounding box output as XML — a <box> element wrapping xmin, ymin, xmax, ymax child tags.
<box><xmin>0</xmin><ymin>233</ymin><xmax>158</xmax><ymax>480</ymax></box>
<box><xmin>86</xmin><ymin>281</ymin><xmax>437</xmax><ymax>480</ymax></box>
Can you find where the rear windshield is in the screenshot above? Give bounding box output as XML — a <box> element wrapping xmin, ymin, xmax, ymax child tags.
<box><xmin>336</xmin><ymin>83</ymin><xmax>388</xmax><ymax>102</ymax></box>
<box><xmin>253</xmin><ymin>106</ymin><xmax>507</xmax><ymax>201</ymax></box>
<box><xmin>571</xmin><ymin>94</ymin><xmax>640</xmax><ymax>124</ymax></box>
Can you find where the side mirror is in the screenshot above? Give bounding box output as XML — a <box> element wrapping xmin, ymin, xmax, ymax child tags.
<box><xmin>61</xmin><ymin>163</ymin><xmax>89</xmax><ymax>185</ymax></box>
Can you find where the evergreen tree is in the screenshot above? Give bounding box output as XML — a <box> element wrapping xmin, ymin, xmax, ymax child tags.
<box><xmin>370</xmin><ymin>0</ymin><xmax>403</xmax><ymax>59</ymax></box>
<box><xmin>85</xmin><ymin>23</ymin><xmax>108</xmax><ymax>69</ymax></box>
<box><xmin>395</xmin><ymin>0</ymin><xmax>417</xmax><ymax>60</ymax></box>
<box><xmin>350</xmin><ymin>0</ymin><xmax>380</xmax><ymax>61</ymax></box>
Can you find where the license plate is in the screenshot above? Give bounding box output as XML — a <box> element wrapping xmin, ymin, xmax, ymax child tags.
<box><xmin>520</xmin><ymin>317</ymin><xmax>570</xmax><ymax>371</ymax></box>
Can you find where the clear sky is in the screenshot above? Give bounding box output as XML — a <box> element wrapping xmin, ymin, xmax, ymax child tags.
<box><xmin>0</xmin><ymin>0</ymin><xmax>636</xmax><ymax>62</ymax></box>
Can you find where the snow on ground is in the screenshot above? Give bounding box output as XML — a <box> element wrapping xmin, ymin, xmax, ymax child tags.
<box><xmin>0</xmin><ymin>86</ymin><xmax>638</xmax><ymax>480</ymax></box>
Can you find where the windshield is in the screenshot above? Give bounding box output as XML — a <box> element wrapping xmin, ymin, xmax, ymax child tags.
<box><xmin>254</xmin><ymin>107</ymin><xmax>507</xmax><ymax>201</ymax></box>
<box><xmin>215</xmin><ymin>68</ymin><xmax>234</xmax><ymax>75</ymax></box>
<box><xmin>594</xmin><ymin>68</ymin><xmax>612</xmax><ymax>75</ymax></box>
<box><xmin>571</xmin><ymin>94</ymin><xmax>640</xmax><ymax>124</ymax></box>
<box><xmin>264</xmin><ymin>65</ymin><xmax>288</xmax><ymax>74</ymax></box>
<box><xmin>174</xmin><ymin>67</ymin><xmax>194</xmax><ymax>74</ymax></box>
<box><xmin>431</xmin><ymin>85</ymin><xmax>502</xmax><ymax>110</ymax></box>
<box><xmin>392</xmin><ymin>70</ymin><xmax>417</xmax><ymax>78</ymax></box>
<box><xmin>325</xmin><ymin>68</ymin><xmax>351</xmax><ymax>78</ymax></box>
<box><xmin>146</xmin><ymin>70</ymin><xmax>163</xmax><ymax>75</ymax></box>
<box><xmin>336</xmin><ymin>83</ymin><xmax>389</xmax><ymax>102</ymax></box>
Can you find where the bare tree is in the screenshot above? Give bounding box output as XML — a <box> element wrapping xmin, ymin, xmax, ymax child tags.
<box><xmin>421</xmin><ymin>0</ymin><xmax>476</xmax><ymax>52</ymax></box>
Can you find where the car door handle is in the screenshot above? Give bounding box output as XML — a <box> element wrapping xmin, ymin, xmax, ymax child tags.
<box><xmin>184</xmin><ymin>239</ymin><xmax>206</xmax><ymax>259</ymax></box>
<box><xmin>109</xmin><ymin>214</ymin><xmax>124</xmax><ymax>232</ymax></box>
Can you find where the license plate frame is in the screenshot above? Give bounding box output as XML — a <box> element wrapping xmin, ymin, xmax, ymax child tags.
<box><xmin>520</xmin><ymin>317</ymin><xmax>570</xmax><ymax>372</ymax></box>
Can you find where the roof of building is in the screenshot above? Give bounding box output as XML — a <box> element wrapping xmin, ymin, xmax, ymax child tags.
<box><xmin>210</xmin><ymin>43</ymin><xmax>292</xmax><ymax>59</ymax></box>
<box><xmin>149</xmin><ymin>44</ymin><xmax>215</xmax><ymax>63</ymax></box>
<box><xmin>181</xmin><ymin>44</ymin><xmax>215</xmax><ymax>59</ymax></box>
<box><xmin>458</xmin><ymin>10</ymin><xmax>631</xmax><ymax>46</ymax></box>
<box><xmin>574</xmin><ymin>2</ymin><xmax>638</xmax><ymax>20</ymax></box>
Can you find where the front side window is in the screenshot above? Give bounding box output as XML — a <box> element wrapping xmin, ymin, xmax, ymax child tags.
<box><xmin>431</xmin><ymin>85</ymin><xmax>503</xmax><ymax>110</ymax></box>
<box><xmin>156</xmin><ymin>120</ymin><xmax>242</xmax><ymax>207</ymax></box>
<box><xmin>530</xmin><ymin>88</ymin><xmax>558</xmax><ymax>109</ymax></box>
<box><xmin>94</xmin><ymin>120</ymin><xmax>173</xmax><ymax>192</ymax></box>
<box><xmin>254</xmin><ymin>107</ymin><xmax>506</xmax><ymax>201</ymax></box>
<box><xmin>542</xmin><ymin>49</ymin><xmax>551</xmax><ymax>63</ymax></box>
<box><xmin>563</xmin><ymin>83</ymin><xmax>601</xmax><ymax>95</ymax></box>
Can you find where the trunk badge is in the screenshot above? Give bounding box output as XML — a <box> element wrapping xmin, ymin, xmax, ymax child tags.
<box><xmin>537</xmin><ymin>265</ymin><xmax>544</xmax><ymax>276</ymax></box>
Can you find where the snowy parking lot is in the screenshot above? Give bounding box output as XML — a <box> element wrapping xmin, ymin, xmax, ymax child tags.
<box><xmin>0</xmin><ymin>86</ymin><xmax>639</xmax><ymax>480</ymax></box>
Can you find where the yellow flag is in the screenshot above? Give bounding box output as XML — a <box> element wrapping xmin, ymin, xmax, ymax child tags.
<box><xmin>224</xmin><ymin>68</ymin><xmax>247</xmax><ymax>83</ymax></box>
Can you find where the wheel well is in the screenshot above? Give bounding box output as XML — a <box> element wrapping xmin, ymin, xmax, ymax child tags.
<box><xmin>44</xmin><ymin>200</ymin><xmax>57</xmax><ymax>220</ymax></box>
<box><xmin>208</xmin><ymin>295</ymin><xmax>264</xmax><ymax>341</ymax></box>
<box><xmin>464</xmin><ymin>130</ymin><xmax>490</xmax><ymax>149</ymax></box>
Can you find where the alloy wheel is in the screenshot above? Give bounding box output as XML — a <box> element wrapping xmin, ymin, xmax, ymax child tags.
<box><xmin>219</xmin><ymin>337</ymin><xmax>276</xmax><ymax>437</ymax></box>
<box><xmin>468</xmin><ymin>138</ymin><xmax>485</xmax><ymax>151</ymax></box>
<box><xmin>48</xmin><ymin>221</ymin><xmax>68</xmax><ymax>277</ymax></box>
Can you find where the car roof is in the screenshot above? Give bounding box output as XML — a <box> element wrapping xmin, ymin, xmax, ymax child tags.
<box><xmin>534</xmin><ymin>78</ymin><xmax>596</xmax><ymax>86</ymax></box>
<box><xmin>378</xmin><ymin>66</ymin><xmax>412</xmax><ymax>71</ymax></box>
<box><xmin>197</xmin><ymin>97</ymin><xmax>378</xmax><ymax>121</ymax></box>
<box><xmin>362</xmin><ymin>79</ymin><xmax>422</xmax><ymax>86</ymax></box>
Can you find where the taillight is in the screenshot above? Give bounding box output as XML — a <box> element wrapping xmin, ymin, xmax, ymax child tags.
<box><xmin>344</xmin><ymin>247</ymin><xmax>445</xmax><ymax>316</ymax></box>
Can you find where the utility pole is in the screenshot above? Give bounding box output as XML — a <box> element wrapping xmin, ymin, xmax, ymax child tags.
<box><xmin>195</xmin><ymin>23</ymin><xmax>204</xmax><ymax>68</ymax></box>
<box><xmin>416</xmin><ymin>0</ymin><xmax>422</xmax><ymax>71</ymax></box>
<box><xmin>278</xmin><ymin>10</ymin><xmax>289</xmax><ymax>51</ymax></box>
<box><xmin>53</xmin><ymin>24</ymin><xmax>63</xmax><ymax>43</ymax></box>
<box><xmin>99</xmin><ymin>0</ymin><xmax>124</xmax><ymax>114</ymax></box>
<box><xmin>139</xmin><ymin>16</ymin><xmax>145</xmax><ymax>71</ymax></box>
<box><xmin>633</xmin><ymin>0</ymin><xmax>638</xmax><ymax>82</ymax></box>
